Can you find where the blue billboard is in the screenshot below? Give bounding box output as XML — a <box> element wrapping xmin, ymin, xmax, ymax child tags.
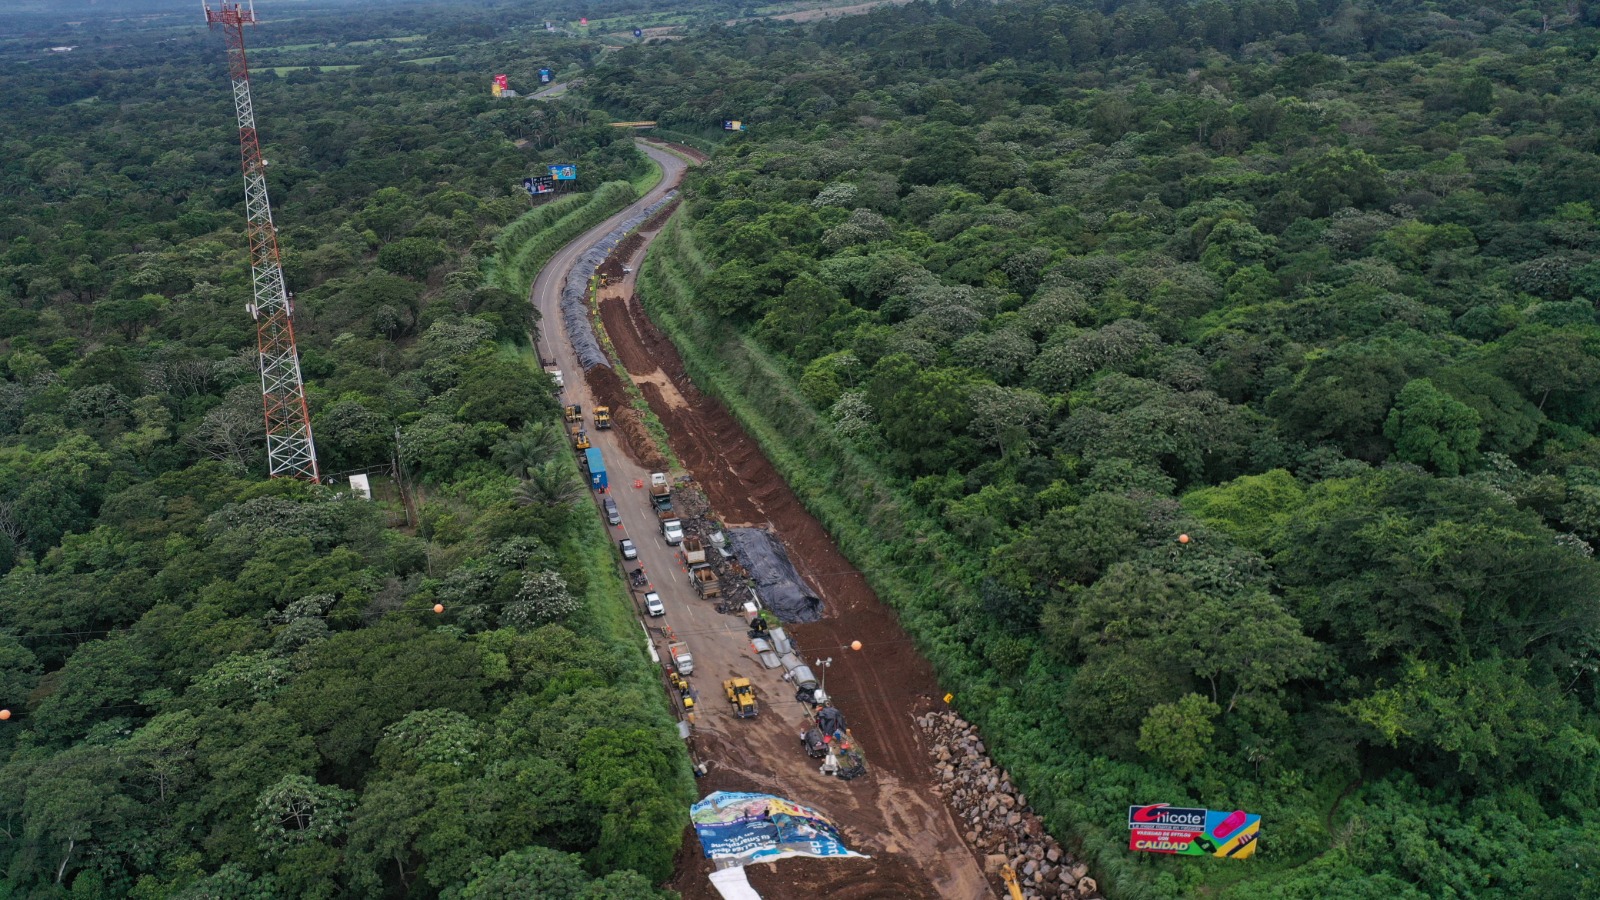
<box><xmin>548</xmin><ymin>164</ymin><xmax>577</xmax><ymax>181</ymax></box>
<box><xmin>539</xmin><ymin>68</ymin><xmax>553</xmax><ymax>83</ymax></box>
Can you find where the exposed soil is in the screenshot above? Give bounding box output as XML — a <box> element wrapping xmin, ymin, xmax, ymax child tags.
<box><xmin>581</xmin><ymin>357</ymin><xmax>668</xmax><ymax>472</ymax></box>
<box><xmin>597</xmin><ymin>243</ymin><xmax>996</xmax><ymax>899</ymax></box>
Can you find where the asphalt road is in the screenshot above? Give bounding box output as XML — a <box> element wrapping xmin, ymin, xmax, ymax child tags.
<box><xmin>528</xmin><ymin>143</ymin><xmax>995</xmax><ymax>898</ymax></box>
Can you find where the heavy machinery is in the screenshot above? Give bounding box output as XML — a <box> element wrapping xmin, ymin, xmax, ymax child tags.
<box><xmin>594</xmin><ymin>405</ymin><xmax>612</xmax><ymax>429</ymax></box>
<box><xmin>668</xmin><ymin>671</ymin><xmax>694</xmax><ymax>714</ymax></box>
<box><xmin>564</xmin><ymin>404</ymin><xmax>582</xmax><ymax>423</ymax></box>
<box><xmin>723</xmin><ymin>677</ymin><xmax>757</xmax><ymax>718</ymax></box>
<box><xmin>681</xmin><ymin>535</ymin><xmax>708</xmax><ymax>569</ymax></box>
<box><xmin>691</xmin><ymin>567</ymin><xmax>721</xmax><ymax>598</ymax></box>
<box><xmin>999</xmin><ymin>864</ymin><xmax>1025</xmax><ymax>900</ymax></box>
<box><xmin>648</xmin><ymin>472</ymin><xmax>672</xmax><ymax>510</ymax></box>
<box><xmin>667</xmin><ymin>640</ymin><xmax>693</xmax><ymax>675</ymax></box>
<box><xmin>659</xmin><ymin>511</ymin><xmax>684</xmax><ymax>545</ymax></box>
<box><xmin>570</xmin><ymin>422</ymin><xmax>590</xmax><ymax>450</ymax></box>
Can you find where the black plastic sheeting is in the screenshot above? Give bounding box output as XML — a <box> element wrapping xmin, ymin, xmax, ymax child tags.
<box><xmin>728</xmin><ymin>527</ymin><xmax>824</xmax><ymax>623</ymax></box>
<box><xmin>561</xmin><ymin>191</ymin><xmax>678</xmax><ymax>370</ymax></box>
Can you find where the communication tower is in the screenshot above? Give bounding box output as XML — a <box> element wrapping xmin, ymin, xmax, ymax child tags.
<box><xmin>203</xmin><ymin>0</ymin><xmax>320</xmax><ymax>481</ymax></box>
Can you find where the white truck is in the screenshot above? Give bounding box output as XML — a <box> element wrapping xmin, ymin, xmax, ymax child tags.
<box><xmin>649</xmin><ymin>472</ymin><xmax>672</xmax><ymax>510</ymax></box>
<box><xmin>667</xmin><ymin>640</ymin><xmax>693</xmax><ymax>675</ymax></box>
<box><xmin>660</xmin><ymin>511</ymin><xmax>684</xmax><ymax>545</ymax></box>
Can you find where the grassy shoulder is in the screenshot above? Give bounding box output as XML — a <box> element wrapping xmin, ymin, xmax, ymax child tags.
<box><xmin>484</xmin><ymin>181</ymin><xmax>641</xmax><ymax>300</ymax></box>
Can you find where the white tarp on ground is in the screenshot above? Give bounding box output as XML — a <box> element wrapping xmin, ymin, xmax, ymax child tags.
<box><xmin>708</xmin><ymin>865</ymin><xmax>762</xmax><ymax>900</ymax></box>
<box><xmin>561</xmin><ymin>191</ymin><xmax>678</xmax><ymax>370</ymax></box>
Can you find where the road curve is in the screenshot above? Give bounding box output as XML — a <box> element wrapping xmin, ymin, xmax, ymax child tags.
<box><xmin>531</xmin><ymin>141</ymin><xmax>685</xmax><ymax>382</ymax></box>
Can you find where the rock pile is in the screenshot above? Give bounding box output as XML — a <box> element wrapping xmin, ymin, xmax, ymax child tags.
<box><xmin>918</xmin><ymin>711</ymin><xmax>1101</xmax><ymax>900</ymax></box>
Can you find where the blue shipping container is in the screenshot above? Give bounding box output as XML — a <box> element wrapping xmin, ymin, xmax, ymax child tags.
<box><xmin>585</xmin><ymin>447</ymin><xmax>607</xmax><ymax>490</ymax></box>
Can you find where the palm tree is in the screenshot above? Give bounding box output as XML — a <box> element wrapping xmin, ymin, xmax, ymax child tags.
<box><xmin>514</xmin><ymin>460</ymin><xmax>585</xmax><ymax>508</ymax></box>
<box><xmin>493</xmin><ymin>422</ymin><xmax>562</xmax><ymax>480</ymax></box>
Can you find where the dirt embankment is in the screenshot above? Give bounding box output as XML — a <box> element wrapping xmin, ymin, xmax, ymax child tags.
<box><xmin>598</xmin><ymin>285</ymin><xmax>990</xmax><ymax>899</ymax></box>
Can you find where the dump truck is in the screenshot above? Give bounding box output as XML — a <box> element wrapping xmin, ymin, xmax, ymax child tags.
<box><xmin>724</xmin><ymin>677</ymin><xmax>757</xmax><ymax>718</ymax></box>
<box><xmin>667</xmin><ymin>641</ymin><xmax>693</xmax><ymax>675</ymax></box>
<box><xmin>564</xmin><ymin>404</ymin><xmax>582</xmax><ymax>423</ymax></box>
<box><xmin>584</xmin><ymin>447</ymin><xmax>607</xmax><ymax>490</ymax></box>
<box><xmin>660</xmin><ymin>511</ymin><xmax>684</xmax><ymax>545</ymax></box>
<box><xmin>594</xmin><ymin>405</ymin><xmax>612</xmax><ymax>429</ymax></box>
<box><xmin>648</xmin><ymin>472</ymin><xmax>672</xmax><ymax>510</ymax></box>
<box><xmin>691</xmin><ymin>566</ymin><xmax>721</xmax><ymax>598</ymax></box>
<box><xmin>681</xmin><ymin>535</ymin><xmax>708</xmax><ymax>568</ymax></box>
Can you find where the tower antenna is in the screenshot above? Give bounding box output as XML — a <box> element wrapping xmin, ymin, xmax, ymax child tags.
<box><xmin>204</xmin><ymin>0</ymin><xmax>319</xmax><ymax>481</ymax></box>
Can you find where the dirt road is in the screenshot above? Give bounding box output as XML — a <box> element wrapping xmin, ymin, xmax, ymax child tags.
<box><xmin>532</xmin><ymin>141</ymin><xmax>994</xmax><ymax>900</ymax></box>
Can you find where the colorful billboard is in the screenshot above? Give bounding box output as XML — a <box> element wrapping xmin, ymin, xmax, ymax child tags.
<box><xmin>691</xmin><ymin>791</ymin><xmax>867</xmax><ymax>864</ymax></box>
<box><xmin>548</xmin><ymin>164</ymin><xmax>577</xmax><ymax>181</ymax></box>
<box><xmin>723</xmin><ymin>120</ymin><xmax>744</xmax><ymax>131</ymax></box>
<box><xmin>523</xmin><ymin>175</ymin><xmax>555</xmax><ymax>195</ymax></box>
<box><xmin>539</xmin><ymin>68</ymin><xmax>553</xmax><ymax>83</ymax></box>
<box><xmin>1127</xmin><ymin>804</ymin><xmax>1259</xmax><ymax>859</ymax></box>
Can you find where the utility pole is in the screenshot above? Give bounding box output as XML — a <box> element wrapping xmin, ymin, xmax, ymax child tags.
<box><xmin>204</xmin><ymin>0</ymin><xmax>320</xmax><ymax>481</ymax></box>
<box><xmin>815</xmin><ymin>657</ymin><xmax>833</xmax><ymax>704</ymax></box>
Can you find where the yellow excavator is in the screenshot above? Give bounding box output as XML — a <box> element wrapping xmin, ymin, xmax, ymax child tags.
<box><xmin>1000</xmin><ymin>865</ymin><xmax>1025</xmax><ymax>900</ymax></box>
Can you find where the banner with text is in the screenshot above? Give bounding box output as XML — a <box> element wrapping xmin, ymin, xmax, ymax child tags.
<box><xmin>1127</xmin><ymin>803</ymin><xmax>1259</xmax><ymax>859</ymax></box>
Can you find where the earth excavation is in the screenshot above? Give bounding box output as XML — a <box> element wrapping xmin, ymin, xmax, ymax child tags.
<box><xmin>540</xmin><ymin>146</ymin><xmax>1102</xmax><ymax>900</ymax></box>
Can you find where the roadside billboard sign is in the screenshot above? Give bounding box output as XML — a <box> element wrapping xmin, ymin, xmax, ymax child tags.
<box><xmin>1127</xmin><ymin>804</ymin><xmax>1259</xmax><ymax>859</ymax></box>
<box><xmin>548</xmin><ymin>164</ymin><xmax>577</xmax><ymax>181</ymax></box>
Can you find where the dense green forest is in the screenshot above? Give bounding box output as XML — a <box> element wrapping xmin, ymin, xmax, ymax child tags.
<box><xmin>0</xmin><ymin>4</ymin><xmax>692</xmax><ymax>898</ymax></box>
<box><xmin>594</xmin><ymin>0</ymin><xmax>1600</xmax><ymax>896</ymax></box>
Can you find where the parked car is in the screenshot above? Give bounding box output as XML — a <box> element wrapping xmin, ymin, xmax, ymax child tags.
<box><xmin>603</xmin><ymin>497</ymin><xmax>621</xmax><ymax>525</ymax></box>
<box><xmin>619</xmin><ymin>538</ymin><xmax>637</xmax><ymax>560</ymax></box>
<box><xmin>644</xmin><ymin>591</ymin><xmax>665</xmax><ymax>617</ymax></box>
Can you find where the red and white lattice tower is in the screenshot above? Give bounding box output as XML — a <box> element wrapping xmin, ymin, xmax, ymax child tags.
<box><xmin>204</xmin><ymin>0</ymin><xmax>319</xmax><ymax>481</ymax></box>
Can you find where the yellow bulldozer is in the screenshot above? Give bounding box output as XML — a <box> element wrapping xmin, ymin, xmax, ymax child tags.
<box><xmin>723</xmin><ymin>677</ymin><xmax>757</xmax><ymax>718</ymax></box>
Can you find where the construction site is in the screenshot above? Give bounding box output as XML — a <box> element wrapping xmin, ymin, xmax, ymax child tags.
<box><xmin>531</xmin><ymin>142</ymin><xmax>1101</xmax><ymax>900</ymax></box>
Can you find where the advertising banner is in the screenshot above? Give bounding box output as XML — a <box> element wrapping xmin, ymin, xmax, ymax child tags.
<box><xmin>723</xmin><ymin>120</ymin><xmax>743</xmax><ymax>131</ymax></box>
<box><xmin>1127</xmin><ymin>804</ymin><xmax>1259</xmax><ymax>859</ymax></box>
<box><xmin>691</xmin><ymin>791</ymin><xmax>868</xmax><ymax>864</ymax></box>
<box><xmin>539</xmin><ymin>68</ymin><xmax>553</xmax><ymax>83</ymax></box>
<box><xmin>548</xmin><ymin>164</ymin><xmax>577</xmax><ymax>181</ymax></box>
<box><xmin>524</xmin><ymin>175</ymin><xmax>555</xmax><ymax>195</ymax></box>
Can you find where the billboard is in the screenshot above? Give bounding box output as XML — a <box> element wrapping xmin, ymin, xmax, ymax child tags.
<box><xmin>548</xmin><ymin>164</ymin><xmax>577</xmax><ymax>181</ymax></box>
<box><xmin>634</xmin><ymin>27</ymin><xmax>643</xmax><ymax>37</ymax></box>
<box><xmin>723</xmin><ymin>120</ymin><xmax>745</xmax><ymax>131</ymax></box>
<box><xmin>523</xmin><ymin>175</ymin><xmax>555</xmax><ymax>195</ymax></box>
<box><xmin>691</xmin><ymin>792</ymin><xmax>868</xmax><ymax>864</ymax></box>
<box><xmin>1127</xmin><ymin>804</ymin><xmax>1259</xmax><ymax>859</ymax></box>
<box><xmin>539</xmin><ymin>67</ymin><xmax>553</xmax><ymax>83</ymax></box>
<box><xmin>580</xmin><ymin>16</ymin><xmax>588</xmax><ymax>25</ymax></box>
